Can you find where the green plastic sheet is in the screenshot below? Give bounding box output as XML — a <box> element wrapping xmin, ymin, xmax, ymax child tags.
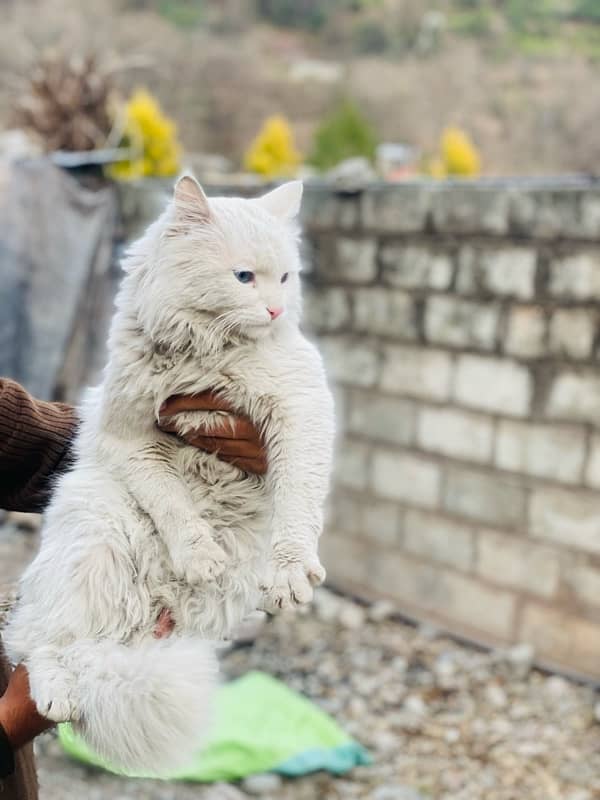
<box><xmin>58</xmin><ymin>671</ymin><xmax>371</xmax><ymax>782</ymax></box>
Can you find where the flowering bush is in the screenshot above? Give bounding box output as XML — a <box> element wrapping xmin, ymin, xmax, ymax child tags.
<box><xmin>110</xmin><ymin>89</ymin><xmax>181</xmax><ymax>180</ymax></box>
<box><xmin>244</xmin><ymin>115</ymin><xmax>301</xmax><ymax>178</ymax></box>
<box><xmin>427</xmin><ymin>126</ymin><xmax>482</xmax><ymax>178</ymax></box>
<box><xmin>442</xmin><ymin>126</ymin><xmax>481</xmax><ymax>176</ymax></box>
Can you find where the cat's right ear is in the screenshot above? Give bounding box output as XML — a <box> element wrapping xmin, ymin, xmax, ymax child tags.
<box><xmin>173</xmin><ymin>174</ymin><xmax>211</xmax><ymax>224</ymax></box>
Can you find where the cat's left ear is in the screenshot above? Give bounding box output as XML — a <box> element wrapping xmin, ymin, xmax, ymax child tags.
<box><xmin>173</xmin><ymin>174</ymin><xmax>211</xmax><ymax>223</ymax></box>
<box><xmin>257</xmin><ymin>181</ymin><xmax>303</xmax><ymax>220</ymax></box>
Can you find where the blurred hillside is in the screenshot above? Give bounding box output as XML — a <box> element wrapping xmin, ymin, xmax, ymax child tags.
<box><xmin>1</xmin><ymin>0</ymin><xmax>600</xmax><ymax>175</ymax></box>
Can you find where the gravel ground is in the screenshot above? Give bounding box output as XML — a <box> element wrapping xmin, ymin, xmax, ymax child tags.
<box><xmin>2</xmin><ymin>515</ymin><xmax>600</xmax><ymax>800</ymax></box>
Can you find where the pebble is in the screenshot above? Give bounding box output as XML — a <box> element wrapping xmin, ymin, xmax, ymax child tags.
<box><xmin>404</xmin><ymin>695</ymin><xmax>427</xmax><ymax>716</ymax></box>
<box><xmin>338</xmin><ymin>602</ymin><xmax>366</xmax><ymax>630</ymax></box>
<box><xmin>368</xmin><ymin>600</ymin><xmax>395</xmax><ymax>623</ymax></box>
<box><xmin>371</xmin><ymin>785</ymin><xmax>425</xmax><ymax>800</ymax></box>
<box><xmin>485</xmin><ymin>684</ymin><xmax>508</xmax><ymax>709</ymax></box>
<box><xmin>241</xmin><ymin>774</ymin><xmax>283</xmax><ymax>796</ymax></box>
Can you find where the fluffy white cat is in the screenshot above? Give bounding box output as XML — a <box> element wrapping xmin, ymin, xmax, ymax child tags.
<box><xmin>4</xmin><ymin>176</ymin><xmax>334</xmax><ymax>773</ymax></box>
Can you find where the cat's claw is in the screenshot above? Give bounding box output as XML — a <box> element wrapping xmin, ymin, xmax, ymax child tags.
<box><xmin>260</xmin><ymin>555</ymin><xmax>326</xmax><ymax>612</ymax></box>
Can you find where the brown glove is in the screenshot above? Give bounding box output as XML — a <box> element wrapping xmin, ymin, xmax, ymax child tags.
<box><xmin>158</xmin><ymin>390</ymin><xmax>268</xmax><ymax>475</ymax></box>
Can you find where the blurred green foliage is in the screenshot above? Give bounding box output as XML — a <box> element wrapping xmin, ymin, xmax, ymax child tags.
<box><xmin>353</xmin><ymin>19</ymin><xmax>390</xmax><ymax>53</ymax></box>
<box><xmin>449</xmin><ymin>8</ymin><xmax>494</xmax><ymax>37</ymax></box>
<box><xmin>256</xmin><ymin>0</ymin><xmax>332</xmax><ymax>30</ymax></box>
<box><xmin>309</xmin><ymin>100</ymin><xmax>378</xmax><ymax>171</ymax></box>
<box><xmin>158</xmin><ymin>0</ymin><xmax>203</xmax><ymax>28</ymax></box>
<box><xmin>574</xmin><ymin>0</ymin><xmax>600</xmax><ymax>21</ymax></box>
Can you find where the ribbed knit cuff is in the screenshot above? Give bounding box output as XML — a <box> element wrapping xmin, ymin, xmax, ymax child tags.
<box><xmin>0</xmin><ymin>721</ymin><xmax>15</xmax><ymax>778</ymax></box>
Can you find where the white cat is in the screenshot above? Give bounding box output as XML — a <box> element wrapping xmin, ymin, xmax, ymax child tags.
<box><xmin>4</xmin><ymin>176</ymin><xmax>335</xmax><ymax>773</ymax></box>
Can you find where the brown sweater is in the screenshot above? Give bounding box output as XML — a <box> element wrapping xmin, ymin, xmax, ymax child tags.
<box><xmin>0</xmin><ymin>379</ymin><xmax>78</xmax><ymax>513</ymax></box>
<box><xmin>0</xmin><ymin>379</ymin><xmax>77</xmax><ymax>800</ymax></box>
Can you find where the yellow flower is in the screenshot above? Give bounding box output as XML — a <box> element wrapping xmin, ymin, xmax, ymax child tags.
<box><xmin>109</xmin><ymin>89</ymin><xmax>182</xmax><ymax>180</ymax></box>
<box><xmin>440</xmin><ymin>126</ymin><xmax>481</xmax><ymax>177</ymax></box>
<box><xmin>244</xmin><ymin>115</ymin><xmax>301</xmax><ymax>178</ymax></box>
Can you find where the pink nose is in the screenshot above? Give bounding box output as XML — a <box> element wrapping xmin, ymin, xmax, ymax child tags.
<box><xmin>267</xmin><ymin>307</ymin><xmax>283</xmax><ymax>320</ymax></box>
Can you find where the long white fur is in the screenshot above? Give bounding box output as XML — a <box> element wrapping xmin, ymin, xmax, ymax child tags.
<box><xmin>4</xmin><ymin>177</ymin><xmax>335</xmax><ymax>774</ymax></box>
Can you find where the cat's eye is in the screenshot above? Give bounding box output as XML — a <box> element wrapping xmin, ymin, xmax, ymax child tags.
<box><xmin>281</xmin><ymin>272</ymin><xmax>289</xmax><ymax>284</ymax></box>
<box><xmin>234</xmin><ymin>270</ymin><xmax>255</xmax><ymax>284</ymax></box>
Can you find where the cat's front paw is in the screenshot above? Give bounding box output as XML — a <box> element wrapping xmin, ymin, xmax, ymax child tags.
<box><xmin>29</xmin><ymin>668</ymin><xmax>80</xmax><ymax>723</ymax></box>
<box><xmin>172</xmin><ymin>523</ymin><xmax>227</xmax><ymax>584</ymax></box>
<box><xmin>260</xmin><ymin>554</ymin><xmax>326</xmax><ymax>612</ymax></box>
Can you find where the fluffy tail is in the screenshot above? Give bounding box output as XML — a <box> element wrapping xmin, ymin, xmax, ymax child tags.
<box><xmin>61</xmin><ymin>636</ymin><xmax>218</xmax><ymax>775</ymax></box>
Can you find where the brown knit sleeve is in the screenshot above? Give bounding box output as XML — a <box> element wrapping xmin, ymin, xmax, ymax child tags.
<box><xmin>0</xmin><ymin>379</ymin><xmax>78</xmax><ymax>513</ymax></box>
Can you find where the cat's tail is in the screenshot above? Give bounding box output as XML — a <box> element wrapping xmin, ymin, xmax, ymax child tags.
<box><xmin>61</xmin><ymin>636</ymin><xmax>218</xmax><ymax>775</ymax></box>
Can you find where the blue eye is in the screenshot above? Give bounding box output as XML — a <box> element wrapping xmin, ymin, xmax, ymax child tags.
<box><xmin>234</xmin><ymin>270</ymin><xmax>255</xmax><ymax>284</ymax></box>
<box><xmin>281</xmin><ymin>272</ymin><xmax>289</xmax><ymax>284</ymax></box>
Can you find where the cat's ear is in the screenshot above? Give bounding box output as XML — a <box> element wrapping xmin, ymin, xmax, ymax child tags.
<box><xmin>173</xmin><ymin>174</ymin><xmax>211</xmax><ymax>223</ymax></box>
<box><xmin>257</xmin><ymin>181</ymin><xmax>303</xmax><ymax>220</ymax></box>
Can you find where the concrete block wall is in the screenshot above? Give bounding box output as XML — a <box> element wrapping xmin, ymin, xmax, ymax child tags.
<box><xmin>120</xmin><ymin>177</ymin><xmax>600</xmax><ymax>679</ymax></box>
<box><xmin>300</xmin><ymin>180</ymin><xmax>600</xmax><ymax>680</ymax></box>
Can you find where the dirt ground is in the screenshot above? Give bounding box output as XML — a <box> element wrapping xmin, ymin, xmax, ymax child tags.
<box><xmin>2</xmin><ymin>515</ymin><xmax>600</xmax><ymax>800</ymax></box>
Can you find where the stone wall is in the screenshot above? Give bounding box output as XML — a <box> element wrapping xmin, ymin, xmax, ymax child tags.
<box><xmin>121</xmin><ymin>178</ymin><xmax>600</xmax><ymax>680</ymax></box>
<box><xmin>299</xmin><ymin>180</ymin><xmax>600</xmax><ymax>681</ymax></box>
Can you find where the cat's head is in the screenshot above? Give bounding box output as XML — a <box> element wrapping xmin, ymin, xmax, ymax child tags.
<box><xmin>127</xmin><ymin>175</ymin><xmax>304</xmax><ymax>350</ymax></box>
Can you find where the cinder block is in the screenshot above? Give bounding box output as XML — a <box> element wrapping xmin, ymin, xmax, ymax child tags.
<box><xmin>549</xmin><ymin>309</ymin><xmax>596</xmax><ymax>360</ymax></box>
<box><xmin>417</xmin><ymin>406</ymin><xmax>494</xmax><ymax>463</ymax></box>
<box><xmin>353</xmin><ymin>288</ymin><xmax>416</xmax><ymax>339</ymax></box>
<box><xmin>348</xmin><ymin>392</ymin><xmax>415</xmax><ymax>445</ymax></box>
<box><xmin>425</xmin><ymin>296</ymin><xmax>499</xmax><ymax>351</ymax></box>
<box><xmin>546</xmin><ymin>370</ymin><xmax>600</xmax><ymax>426</ymax></box>
<box><xmin>443</xmin><ymin>466</ymin><xmax>527</xmax><ymax>528</ymax></box>
<box><xmin>371</xmin><ymin>450</ymin><xmax>441</xmax><ymax>508</ymax></box>
<box><xmin>476</xmin><ymin>529</ymin><xmax>560</xmax><ymax>598</ymax></box>
<box><xmin>454</xmin><ymin>354</ymin><xmax>532</xmax><ymax>417</ymax></box>
<box><xmin>381</xmin><ymin>244</ymin><xmax>453</xmax><ymax>290</ymax></box>
<box><xmin>519</xmin><ymin>603</ymin><xmax>600</xmax><ymax>677</ymax></box>
<box><xmin>529</xmin><ymin>486</ymin><xmax>600</xmax><ymax>555</ymax></box>
<box><xmin>496</xmin><ymin>420</ymin><xmax>585</xmax><ymax>484</ymax></box>
<box><xmin>404</xmin><ymin>510</ymin><xmax>475</xmax><ymax>571</ymax></box>
<box><xmin>334</xmin><ymin>439</ymin><xmax>370</xmax><ymax>491</ymax></box>
<box><xmin>381</xmin><ymin>345</ymin><xmax>454</xmax><ymax>401</ymax></box>
<box><xmin>505</xmin><ymin>307</ymin><xmax>547</xmax><ymax>359</ymax></box>
<box><xmin>549</xmin><ymin>251</ymin><xmax>600</xmax><ymax>300</ymax></box>
<box><xmin>320</xmin><ymin>337</ymin><xmax>380</xmax><ymax>388</ymax></box>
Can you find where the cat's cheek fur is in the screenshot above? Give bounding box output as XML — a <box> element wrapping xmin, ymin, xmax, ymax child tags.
<box><xmin>4</xmin><ymin>177</ymin><xmax>335</xmax><ymax>774</ymax></box>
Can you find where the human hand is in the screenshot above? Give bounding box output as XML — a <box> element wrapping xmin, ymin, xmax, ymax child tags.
<box><xmin>0</xmin><ymin>664</ymin><xmax>53</xmax><ymax>750</ymax></box>
<box><xmin>158</xmin><ymin>391</ymin><xmax>268</xmax><ymax>475</ymax></box>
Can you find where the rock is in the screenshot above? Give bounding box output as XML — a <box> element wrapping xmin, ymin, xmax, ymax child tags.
<box><xmin>368</xmin><ymin>600</ymin><xmax>396</xmax><ymax>623</ymax></box>
<box><xmin>326</xmin><ymin>157</ymin><xmax>376</xmax><ymax>192</ymax></box>
<box><xmin>312</xmin><ymin>587</ymin><xmax>342</xmax><ymax>623</ymax></box>
<box><xmin>205</xmin><ymin>785</ymin><xmax>249</xmax><ymax>800</ymax></box>
<box><xmin>444</xmin><ymin>727</ymin><xmax>460</xmax><ymax>744</ymax></box>
<box><xmin>338</xmin><ymin>602</ymin><xmax>366</xmax><ymax>630</ymax></box>
<box><xmin>347</xmin><ymin>696</ymin><xmax>368</xmax><ymax>719</ymax></box>
<box><xmin>485</xmin><ymin>685</ymin><xmax>508</xmax><ymax>709</ymax></box>
<box><xmin>371</xmin><ymin>785</ymin><xmax>425</xmax><ymax>800</ymax></box>
<box><xmin>241</xmin><ymin>773</ymin><xmax>283</xmax><ymax>796</ymax></box>
<box><xmin>416</xmin><ymin>622</ymin><xmax>440</xmax><ymax>641</ymax></box>
<box><xmin>403</xmin><ymin>695</ymin><xmax>427</xmax><ymax>716</ymax></box>
<box><xmin>544</xmin><ymin>675</ymin><xmax>572</xmax><ymax>698</ymax></box>
<box><xmin>370</xmin><ymin>730</ymin><xmax>399</xmax><ymax>754</ymax></box>
<box><xmin>232</xmin><ymin>611</ymin><xmax>267</xmax><ymax>644</ymax></box>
